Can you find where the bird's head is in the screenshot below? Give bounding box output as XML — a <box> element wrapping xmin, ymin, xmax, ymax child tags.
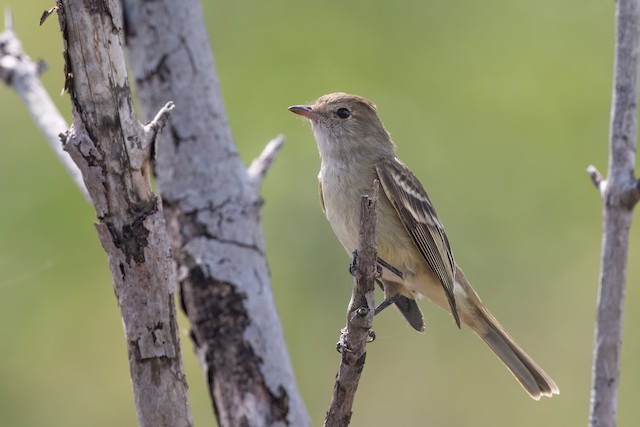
<box><xmin>289</xmin><ymin>92</ymin><xmax>395</xmax><ymax>160</ymax></box>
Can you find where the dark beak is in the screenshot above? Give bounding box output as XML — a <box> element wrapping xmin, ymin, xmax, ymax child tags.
<box><xmin>288</xmin><ymin>104</ymin><xmax>318</xmax><ymax>120</ymax></box>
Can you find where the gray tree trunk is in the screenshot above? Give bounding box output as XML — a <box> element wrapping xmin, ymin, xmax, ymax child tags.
<box><xmin>122</xmin><ymin>0</ymin><xmax>310</xmax><ymax>426</ymax></box>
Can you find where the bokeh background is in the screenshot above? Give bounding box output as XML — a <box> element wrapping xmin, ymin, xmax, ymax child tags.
<box><xmin>1</xmin><ymin>0</ymin><xmax>639</xmax><ymax>426</ymax></box>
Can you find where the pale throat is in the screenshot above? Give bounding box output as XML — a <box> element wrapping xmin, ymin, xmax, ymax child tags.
<box><xmin>312</xmin><ymin>125</ymin><xmax>390</xmax><ymax>164</ymax></box>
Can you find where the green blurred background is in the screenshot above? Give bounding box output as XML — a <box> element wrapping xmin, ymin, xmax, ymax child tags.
<box><xmin>1</xmin><ymin>0</ymin><xmax>639</xmax><ymax>426</ymax></box>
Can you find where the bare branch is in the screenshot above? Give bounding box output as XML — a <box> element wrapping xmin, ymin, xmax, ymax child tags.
<box><xmin>133</xmin><ymin>100</ymin><xmax>175</xmax><ymax>180</ymax></box>
<box><xmin>588</xmin><ymin>0</ymin><xmax>640</xmax><ymax>426</ymax></box>
<box><xmin>142</xmin><ymin>101</ymin><xmax>175</xmax><ymax>144</ymax></box>
<box><xmin>324</xmin><ymin>181</ymin><xmax>379</xmax><ymax>427</ymax></box>
<box><xmin>0</xmin><ymin>17</ymin><xmax>90</xmax><ymax>203</ymax></box>
<box><xmin>248</xmin><ymin>134</ymin><xmax>286</xmax><ymax>189</ymax></box>
<box><xmin>56</xmin><ymin>1</ymin><xmax>192</xmax><ymax>426</ymax></box>
<box><xmin>39</xmin><ymin>7</ymin><xmax>58</xmax><ymax>26</ymax></box>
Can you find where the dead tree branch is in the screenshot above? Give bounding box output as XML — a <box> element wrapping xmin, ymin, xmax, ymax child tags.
<box><xmin>587</xmin><ymin>0</ymin><xmax>640</xmax><ymax>426</ymax></box>
<box><xmin>324</xmin><ymin>181</ymin><xmax>379</xmax><ymax>427</ymax></box>
<box><xmin>248</xmin><ymin>134</ymin><xmax>286</xmax><ymax>190</ymax></box>
<box><xmin>0</xmin><ymin>11</ymin><xmax>89</xmax><ymax>202</ymax></box>
<box><xmin>55</xmin><ymin>1</ymin><xmax>192</xmax><ymax>425</ymax></box>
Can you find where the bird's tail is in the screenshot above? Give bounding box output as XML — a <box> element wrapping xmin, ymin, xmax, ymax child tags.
<box><xmin>475</xmin><ymin>305</ymin><xmax>559</xmax><ymax>399</ymax></box>
<box><xmin>455</xmin><ymin>268</ymin><xmax>559</xmax><ymax>399</ymax></box>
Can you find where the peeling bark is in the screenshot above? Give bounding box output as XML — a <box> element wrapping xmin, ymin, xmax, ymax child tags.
<box><xmin>56</xmin><ymin>1</ymin><xmax>192</xmax><ymax>426</ymax></box>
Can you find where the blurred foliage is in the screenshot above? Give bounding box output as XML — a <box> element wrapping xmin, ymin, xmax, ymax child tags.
<box><xmin>1</xmin><ymin>0</ymin><xmax>639</xmax><ymax>426</ymax></box>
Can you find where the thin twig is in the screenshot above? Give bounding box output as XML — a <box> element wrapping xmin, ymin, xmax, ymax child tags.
<box><xmin>248</xmin><ymin>134</ymin><xmax>286</xmax><ymax>189</ymax></box>
<box><xmin>142</xmin><ymin>101</ymin><xmax>175</xmax><ymax>142</ymax></box>
<box><xmin>324</xmin><ymin>181</ymin><xmax>379</xmax><ymax>427</ymax></box>
<box><xmin>137</xmin><ymin>100</ymin><xmax>175</xmax><ymax>171</ymax></box>
<box><xmin>586</xmin><ymin>165</ymin><xmax>606</xmax><ymax>197</ymax></box>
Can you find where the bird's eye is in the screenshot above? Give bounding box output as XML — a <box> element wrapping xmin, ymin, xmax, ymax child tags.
<box><xmin>336</xmin><ymin>108</ymin><xmax>351</xmax><ymax>119</ymax></box>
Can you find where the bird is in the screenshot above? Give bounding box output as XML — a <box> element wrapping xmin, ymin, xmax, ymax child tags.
<box><xmin>288</xmin><ymin>92</ymin><xmax>559</xmax><ymax>400</ymax></box>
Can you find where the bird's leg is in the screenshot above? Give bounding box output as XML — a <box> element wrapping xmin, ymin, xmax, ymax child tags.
<box><xmin>351</xmin><ymin>253</ymin><xmax>403</xmax><ymax>281</ymax></box>
<box><xmin>376</xmin><ymin>257</ymin><xmax>403</xmax><ymax>279</ymax></box>
<box><xmin>374</xmin><ymin>295</ymin><xmax>400</xmax><ymax>316</ymax></box>
<box><xmin>348</xmin><ymin>254</ymin><xmax>409</xmax><ymax>341</ymax></box>
<box><xmin>373</xmin><ymin>258</ymin><xmax>404</xmax><ymax>316</ymax></box>
<box><xmin>346</xmin><ymin>251</ymin><xmax>380</xmax><ymax>345</ymax></box>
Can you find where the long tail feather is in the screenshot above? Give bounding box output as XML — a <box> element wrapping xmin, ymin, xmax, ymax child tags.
<box><xmin>453</xmin><ymin>267</ymin><xmax>559</xmax><ymax>399</ymax></box>
<box><xmin>476</xmin><ymin>306</ymin><xmax>559</xmax><ymax>399</ymax></box>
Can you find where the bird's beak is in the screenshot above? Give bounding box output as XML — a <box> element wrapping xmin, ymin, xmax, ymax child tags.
<box><xmin>288</xmin><ymin>104</ymin><xmax>318</xmax><ymax>121</ymax></box>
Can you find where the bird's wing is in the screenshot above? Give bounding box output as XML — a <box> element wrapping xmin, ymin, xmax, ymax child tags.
<box><xmin>376</xmin><ymin>156</ymin><xmax>460</xmax><ymax>327</ymax></box>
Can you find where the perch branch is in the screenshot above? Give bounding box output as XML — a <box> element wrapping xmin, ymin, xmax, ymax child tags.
<box><xmin>324</xmin><ymin>180</ymin><xmax>379</xmax><ymax>427</ymax></box>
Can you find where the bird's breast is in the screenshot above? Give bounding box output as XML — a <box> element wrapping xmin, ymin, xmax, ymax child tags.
<box><xmin>319</xmin><ymin>161</ymin><xmax>416</xmax><ymax>265</ymax></box>
<box><xmin>319</xmin><ymin>162</ymin><xmax>372</xmax><ymax>253</ymax></box>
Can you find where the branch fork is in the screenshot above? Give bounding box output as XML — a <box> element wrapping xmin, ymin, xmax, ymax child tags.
<box><xmin>141</xmin><ymin>100</ymin><xmax>175</xmax><ymax>160</ymax></box>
